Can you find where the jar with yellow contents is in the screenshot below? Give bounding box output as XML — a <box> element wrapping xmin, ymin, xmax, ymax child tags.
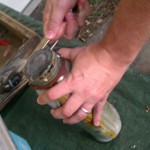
<box><xmin>25</xmin><ymin>46</ymin><xmax>122</xmax><ymax>142</ymax></box>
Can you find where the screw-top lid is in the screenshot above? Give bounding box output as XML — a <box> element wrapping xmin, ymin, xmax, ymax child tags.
<box><xmin>25</xmin><ymin>47</ymin><xmax>52</xmax><ymax>81</ymax></box>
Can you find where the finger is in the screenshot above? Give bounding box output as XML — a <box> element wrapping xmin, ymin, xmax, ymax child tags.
<box><xmin>77</xmin><ymin>0</ymin><xmax>90</xmax><ymax>27</ymax></box>
<box><xmin>63</xmin><ymin>101</ymin><xmax>94</xmax><ymax>124</ymax></box>
<box><xmin>50</xmin><ymin>94</ymin><xmax>84</xmax><ymax>119</ymax></box>
<box><xmin>64</xmin><ymin>12</ymin><xmax>78</xmax><ymax>40</ymax></box>
<box><xmin>37</xmin><ymin>78</ymin><xmax>71</xmax><ymax>105</ymax></box>
<box><xmin>57</xmin><ymin>47</ymin><xmax>81</xmax><ymax>61</ymax></box>
<box><xmin>45</xmin><ymin>8</ymin><xmax>66</xmax><ymax>39</ymax></box>
<box><xmin>45</xmin><ymin>1</ymin><xmax>77</xmax><ymax>39</ymax></box>
<box><xmin>37</xmin><ymin>93</ymin><xmax>51</xmax><ymax>105</ymax></box>
<box><xmin>43</xmin><ymin>0</ymin><xmax>52</xmax><ymax>35</ymax></box>
<box><xmin>48</xmin><ymin>77</ymin><xmax>72</xmax><ymax>99</ymax></box>
<box><xmin>93</xmin><ymin>95</ymin><xmax>108</xmax><ymax>126</ymax></box>
<box><xmin>50</xmin><ymin>22</ymin><xmax>67</xmax><ymax>42</ymax></box>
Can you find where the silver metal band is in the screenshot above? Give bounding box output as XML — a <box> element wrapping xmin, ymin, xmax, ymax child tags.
<box><xmin>81</xmin><ymin>107</ymin><xmax>90</xmax><ymax>114</ymax></box>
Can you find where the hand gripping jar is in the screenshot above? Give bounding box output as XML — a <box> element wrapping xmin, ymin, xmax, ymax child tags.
<box><xmin>25</xmin><ymin>47</ymin><xmax>122</xmax><ymax>142</ymax></box>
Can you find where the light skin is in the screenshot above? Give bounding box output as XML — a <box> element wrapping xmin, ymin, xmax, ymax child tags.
<box><xmin>38</xmin><ymin>0</ymin><xmax>150</xmax><ymax>126</ymax></box>
<box><xmin>43</xmin><ymin>0</ymin><xmax>90</xmax><ymax>40</ymax></box>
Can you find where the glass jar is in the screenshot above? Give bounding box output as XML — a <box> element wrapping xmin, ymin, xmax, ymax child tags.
<box><xmin>25</xmin><ymin>47</ymin><xmax>122</xmax><ymax>142</ymax></box>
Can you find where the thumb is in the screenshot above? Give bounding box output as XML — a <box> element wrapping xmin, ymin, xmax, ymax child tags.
<box><xmin>44</xmin><ymin>1</ymin><xmax>76</xmax><ymax>40</ymax></box>
<box><xmin>45</xmin><ymin>8</ymin><xmax>67</xmax><ymax>39</ymax></box>
<box><xmin>57</xmin><ymin>48</ymin><xmax>79</xmax><ymax>61</ymax></box>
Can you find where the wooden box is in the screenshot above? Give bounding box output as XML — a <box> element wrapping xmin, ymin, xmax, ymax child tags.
<box><xmin>0</xmin><ymin>11</ymin><xmax>41</xmax><ymax>110</ymax></box>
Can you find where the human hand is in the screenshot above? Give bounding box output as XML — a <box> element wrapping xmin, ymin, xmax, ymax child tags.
<box><xmin>43</xmin><ymin>0</ymin><xmax>90</xmax><ymax>41</ymax></box>
<box><xmin>37</xmin><ymin>43</ymin><xmax>129</xmax><ymax>126</ymax></box>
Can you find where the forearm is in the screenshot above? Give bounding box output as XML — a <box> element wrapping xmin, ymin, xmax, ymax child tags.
<box><xmin>100</xmin><ymin>0</ymin><xmax>150</xmax><ymax>66</ymax></box>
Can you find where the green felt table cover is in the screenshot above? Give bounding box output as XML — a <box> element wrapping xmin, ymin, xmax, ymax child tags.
<box><xmin>0</xmin><ymin>4</ymin><xmax>150</xmax><ymax>150</ymax></box>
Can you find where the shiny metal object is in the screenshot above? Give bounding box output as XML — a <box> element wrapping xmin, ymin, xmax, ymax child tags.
<box><xmin>42</xmin><ymin>39</ymin><xmax>58</xmax><ymax>51</ymax></box>
<box><xmin>2</xmin><ymin>73</ymin><xmax>22</xmax><ymax>93</ymax></box>
<box><xmin>81</xmin><ymin>107</ymin><xmax>90</xmax><ymax>114</ymax></box>
<box><xmin>42</xmin><ymin>39</ymin><xmax>49</xmax><ymax>49</ymax></box>
<box><xmin>50</xmin><ymin>40</ymin><xmax>59</xmax><ymax>51</ymax></box>
<box><xmin>25</xmin><ymin>43</ymin><xmax>122</xmax><ymax>142</ymax></box>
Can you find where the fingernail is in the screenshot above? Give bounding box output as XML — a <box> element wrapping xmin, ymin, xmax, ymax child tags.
<box><xmin>50</xmin><ymin>109</ymin><xmax>54</xmax><ymax>114</ymax></box>
<box><xmin>37</xmin><ymin>96</ymin><xmax>42</xmax><ymax>104</ymax></box>
<box><xmin>46</xmin><ymin>30</ymin><xmax>55</xmax><ymax>39</ymax></box>
<box><xmin>37</xmin><ymin>94</ymin><xmax>49</xmax><ymax>105</ymax></box>
<box><xmin>94</xmin><ymin>121</ymin><xmax>99</xmax><ymax>127</ymax></box>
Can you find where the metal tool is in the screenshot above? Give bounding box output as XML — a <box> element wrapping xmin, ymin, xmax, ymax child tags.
<box><xmin>25</xmin><ymin>39</ymin><xmax>122</xmax><ymax>142</ymax></box>
<box><xmin>42</xmin><ymin>39</ymin><xmax>49</xmax><ymax>49</ymax></box>
<box><xmin>50</xmin><ymin>40</ymin><xmax>59</xmax><ymax>51</ymax></box>
<box><xmin>42</xmin><ymin>39</ymin><xmax>59</xmax><ymax>51</ymax></box>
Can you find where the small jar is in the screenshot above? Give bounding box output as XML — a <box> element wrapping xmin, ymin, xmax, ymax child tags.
<box><xmin>25</xmin><ymin>47</ymin><xmax>122</xmax><ymax>142</ymax></box>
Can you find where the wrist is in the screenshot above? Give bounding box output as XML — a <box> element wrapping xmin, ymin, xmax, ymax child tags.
<box><xmin>91</xmin><ymin>43</ymin><xmax>129</xmax><ymax>80</ymax></box>
<box><xmin>100</xmin><ymin>40</ymin><xmax>139</xmax><ymax>67</ymax></box>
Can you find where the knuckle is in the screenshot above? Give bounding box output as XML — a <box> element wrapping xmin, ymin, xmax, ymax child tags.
<box><xmin>91</xmin><ymin>89</ymin><xmax>102</xmax><ymax>100</ymax></box>
<box><xmin>83</xmin><ymin>89</ymin><xmax>100</xmax><ymax>101</ymax></box>
<box><xmin>93</xmin><ymin>107</ymin><xmax>100</xmax><ymax>114</ymax></box>
<box><xmin>93</xmin><ymin>94</ymin><xmax>102</xmax><ymax>100</ymax></box>
<box><xmin>47</xmin><ymin>20</ymin><xmax>58</xmax><ymax>29</ymax></box>
<box><xmin>62</xmin><ymin>108</ymin><xmax>71</xmax><ymax>117</ymax></box>
<box><xmin>46</xmin><ymin>92</ymin><xmax>55</xmax><ymax>100</ymax></box>
<box><xmin>76</xmin><ymin>114</ymin><xmax>86</xmax><ymax>121</ymax></box>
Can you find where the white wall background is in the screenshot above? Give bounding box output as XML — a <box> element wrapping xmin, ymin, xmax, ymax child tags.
<box><xmin>0</xmin><ymin>0</ymin><xmax>31</xmax><ymax>12</ymax></box>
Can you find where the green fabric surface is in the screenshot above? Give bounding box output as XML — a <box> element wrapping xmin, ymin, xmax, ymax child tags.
<box><xmin>1</xmin><ymin>4</ymin><xmax>150</xmax><ymax>150</ymax></box>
